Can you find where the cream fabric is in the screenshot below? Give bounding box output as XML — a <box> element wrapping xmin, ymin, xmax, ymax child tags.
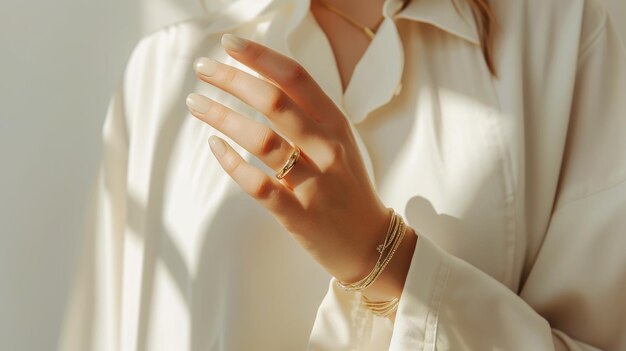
<box><xmin>60</xmin><ymin>0</ymin><xmax>626</xmax><ymax>350</ymax></box>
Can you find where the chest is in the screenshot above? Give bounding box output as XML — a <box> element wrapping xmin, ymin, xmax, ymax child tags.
<box><xmin>352</xmin><ymin>23</ymin><xmax>520</xmax><ymax>290</ymax></box>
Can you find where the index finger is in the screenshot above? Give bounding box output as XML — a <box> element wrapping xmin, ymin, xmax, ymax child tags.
<box><xmin>221</xmin><ymin>33</ymin><xmax>342</xmax><ymax>125</ymax></box>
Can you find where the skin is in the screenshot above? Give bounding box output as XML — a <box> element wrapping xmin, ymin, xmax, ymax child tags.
<box><xmin>186</xmin><ymin>0</ymin><xmax>418</xmax><ymax>312</ymax></box>
<box><xmin>309</xmin><ymin>0</ymin><xmax>387</xmax><ymax>90</ymax></box>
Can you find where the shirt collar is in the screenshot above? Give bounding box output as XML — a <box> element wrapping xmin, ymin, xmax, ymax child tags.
<box><xmin>395</xmin><ymin>0</ymin><xmax>480</xmax><ymax>46</ymax></box>
<box><xmin>202</xmin><ymin>0</ymin><xmax>480</xmax><ymax>47</ymax></box>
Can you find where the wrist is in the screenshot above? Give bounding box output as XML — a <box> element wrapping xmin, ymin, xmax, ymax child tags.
<box><xmin>335</xmin><ymin>209</ymin><xmax>417</xmax><ymax>299</ymax></box>
<box><xmin>361</xmin><ymin>226</ymin><xmax>418</xmax><ymax>301</ymax></box>
<box><xmin>335</xmin><ymin>206</ymin><xmax>392</xmax><ymax>284</ymax></box>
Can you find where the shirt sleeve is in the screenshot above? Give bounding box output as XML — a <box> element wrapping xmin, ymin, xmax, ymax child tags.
<box><xmin>307</xmin><ymin>3</ymin><xmax>626</xmax><ymax>351</ymax></box>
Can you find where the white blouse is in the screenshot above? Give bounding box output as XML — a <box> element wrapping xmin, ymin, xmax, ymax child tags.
<box><xmin>59</xmin><ymin>0</ymin><xmax>626</xmax><ymax>350</ymax></box>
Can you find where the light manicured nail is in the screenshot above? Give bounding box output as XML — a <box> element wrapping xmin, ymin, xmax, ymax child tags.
<box><xmin>208</xmin><ymin>136</ymin><xmax>227</xmax><ymax>156</ymax></box>
<box><xmin>194</xmin><ymin>57</ymin><xmax>218</xmax><ymax>76</ymax></box>
<box><xmin>221</xmin><ymin>34</ymin><xmax>248</xmax><ymax>52</ymax></box>
<box><xmin>186</xmin><ymin>93</ymin><xmax>211</xmax><ymax>114</ymax></box>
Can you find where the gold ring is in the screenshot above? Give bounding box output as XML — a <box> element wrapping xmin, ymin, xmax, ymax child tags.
<box><xmin>275</xmin><ymin>144</ymin><xmax>301</xmax><ymax>179</ymax></box>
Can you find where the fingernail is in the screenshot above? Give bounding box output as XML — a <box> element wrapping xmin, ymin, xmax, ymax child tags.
<box><xmin>194</xmin><ymin>57</ymin><xmax>218</xmax><ymax>77</ymax></box>
<box><xmin>186</xmin><ymin>93</ymin><xmax>211</xmax><ymax>113</ymax></box>
<box><xmin>221</xmin><ymin>34</ymin><xmax>248</xmax><ymax>53</ymax></box>
<box><xmin>208</xmin><ymin>136</ymin><xmax>227</xmax><ymax>156</ymax></box>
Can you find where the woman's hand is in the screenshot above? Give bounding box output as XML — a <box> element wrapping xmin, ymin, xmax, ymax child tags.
<box><xmin>186</xmin><ymin>34</ymin><xmax>415</xmax><ymax>298</ymax></box>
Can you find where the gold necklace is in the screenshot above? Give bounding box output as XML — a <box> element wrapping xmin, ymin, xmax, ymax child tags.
<box><xmin>315</xmin><ymin>0</ymin><xmax>384</xmax><ymax>41</ymax></box>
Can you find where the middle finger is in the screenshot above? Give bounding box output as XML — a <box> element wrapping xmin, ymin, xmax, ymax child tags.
<box><xmin>194</xmin><ymin>57</ymin><xmax>319</xmax><ymax>143</ymax></box>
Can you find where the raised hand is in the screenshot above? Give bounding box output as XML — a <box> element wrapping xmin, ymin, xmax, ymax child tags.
<box><xmin>186</xmin><ymin>34</ymin><xmax>415</xmax><ymax>299</ymax></box>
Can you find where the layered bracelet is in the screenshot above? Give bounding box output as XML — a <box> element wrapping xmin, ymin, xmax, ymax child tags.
<box><xmin>336</xmin><ymin>209</ymin><xmax>407</xmax><ymax>316</ymax></box>
<box><xmin>336</xmin><ymin>209</ymin><xmax>406</xmax><ymax>291</ymax></box>
<box><xmin>361</xmin><ymin>295</ymin><xmax>400</xmax><ymax>317</ymax></box>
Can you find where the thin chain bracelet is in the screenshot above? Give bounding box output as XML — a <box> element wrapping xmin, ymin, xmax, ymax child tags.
<box><xmin>336</xmin><ymin>209</ymin><xmax>407</xmax><ymax>291</ymax></box>
<box><xmin>361</xmin><ymin>295</ymin><xmax>400</xmax><ymax>317</ymax></box>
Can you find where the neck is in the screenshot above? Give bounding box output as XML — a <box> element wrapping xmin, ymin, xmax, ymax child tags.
<box><xmin>313</xmin><ymin>0</ymin><xmax>387</xmax><ymax>30</ymax></box>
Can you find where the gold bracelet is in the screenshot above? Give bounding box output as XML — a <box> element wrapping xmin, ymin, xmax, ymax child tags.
<box><xmin>336</xmin><ymin>209</ymin><xmax>407</xmax><ymax>291</ymax></box>
<box><xmin>361</xmin><ymin>295</ymin><xmax>400</xmax><ymax>317</ymax></box>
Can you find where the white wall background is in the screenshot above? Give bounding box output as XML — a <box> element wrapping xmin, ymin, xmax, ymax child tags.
<box><xmin>0</xmin><ymin>1</ymin><xmax>623</xmax><ymax>350</ymax></box>
<box><xmin>0</xmin><ymin>1</ymin><xmax>202</xmax><ymax>350</ymax></box>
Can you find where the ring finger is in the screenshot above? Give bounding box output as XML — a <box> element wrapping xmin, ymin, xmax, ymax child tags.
<box><xmin>186</xmin><ymin>93</ymin><xmax>313</xmax><ymax>184</ymax></box>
